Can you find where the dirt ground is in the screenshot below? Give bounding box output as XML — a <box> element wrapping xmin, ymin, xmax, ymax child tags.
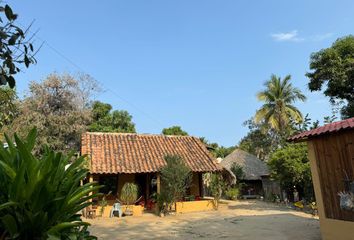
<box><xmin>87</xmin><ymin>200</ymin><xmax>321</xmax><ymax>240</ymax></box>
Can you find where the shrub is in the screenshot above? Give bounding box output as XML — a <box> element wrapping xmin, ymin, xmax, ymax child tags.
<box><xmin>0</xmin><ymin>129</ymin><xmax>100</xmax><ymax>239</ymax></box>
<box><xmin>268</xmin><ymin>143</ymin><xmax>314</xmax><ymax>201</ymax></box>
<box><xmin>159</xmin><ymin>155</ymin><xmax>192</xmax><ymax>214</ymax></box>
<box><xmin>225</xmin><ymin>187</ymin><xmax>240</xmax><ymax>200</ymax></box>
<box><xmin>120</xmin><ymin>182</ymin><xmax>139</xmax><ymax>216</ymax></box>
<box><xmin>120</xmin><ymin>183</ymin><xmax>139</xmax><ymax>205</ymax></box>
<box><xmin>209</xmin><ymin>173</ymin><xmax>227</xmax><ymax>209</ymax></box>
<box><xmin>230</xmin><ymin>163</ymin><xmax>245</xmax><ymax>180</ymax></box>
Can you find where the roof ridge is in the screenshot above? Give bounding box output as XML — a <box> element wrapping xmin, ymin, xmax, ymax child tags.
<box><xmin>288</xmin><ymin>117</ymin><xmax>354</xmax><ymax>142</ymax></box>
<box><xmin>83</xmin><ymin>132</ymin><xmax>200</xmax><ymax>138</ymax></box>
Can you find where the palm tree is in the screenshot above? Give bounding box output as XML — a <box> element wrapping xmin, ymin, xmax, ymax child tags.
<box><xmin>254</xmin><ymin>74</ymin><xmax>306</xmax><ymax>133</ymax></box>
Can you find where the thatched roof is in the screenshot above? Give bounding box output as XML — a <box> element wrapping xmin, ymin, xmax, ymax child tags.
<box><xmin>220</xmin><ymin>149</ymin><xmax>269</xmax><ymax>180</ymax></box>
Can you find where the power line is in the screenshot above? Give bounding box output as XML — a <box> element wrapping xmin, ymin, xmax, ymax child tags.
<box><xmin>19</xmin><ymin>23</ymin><xmax>166</xmax><ymax>129</ymax></box>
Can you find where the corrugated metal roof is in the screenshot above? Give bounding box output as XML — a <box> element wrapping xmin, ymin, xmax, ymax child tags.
<box><xmin>288</xmin><ymin>117</ymin><xmax>354</xmax><ymax>142</ymax></box>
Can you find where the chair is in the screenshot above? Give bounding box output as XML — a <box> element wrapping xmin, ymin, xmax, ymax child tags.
<box><xmin>110</xmin><ymin>202</ymin><xmax>122</xmax><ymax>218</ymax></box>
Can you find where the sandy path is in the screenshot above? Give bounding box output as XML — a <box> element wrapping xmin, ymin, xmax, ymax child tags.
<box><xmin>87</xmin><ymin>200</ymin><xmax>321</xmax><ymax>240</ymax></box>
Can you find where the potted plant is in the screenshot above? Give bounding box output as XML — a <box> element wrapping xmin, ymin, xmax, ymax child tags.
<box><xmin>98</xmin><ymin>191</ymin><xmax>111</xmax><ymax>217</ymax></box>
<box><xmin>120</xmin><ymin>182</ymin><xmax>139</xmax><ymax>216</ymax></box>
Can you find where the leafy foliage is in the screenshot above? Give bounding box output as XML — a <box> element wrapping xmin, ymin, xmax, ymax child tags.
<box><xmin>268</xmin><ymin>143</ymin><xmax>314</xmax><ymax>201</ymax></box>
<box><xmin>225</xmin><ymin>187</ymin><xmax>240</xmax><ymax>200</ymax></box>
<box><xmin>88</xmin><ymin>101</ymin><xmax>136</xmax><ymax>133</ymax></box>
<box><xmin>230</xmin><ymin>163</ymin><xmax>245</xmax><ymax>180</ymax></box>
<box><xmin>208</xmin><ymin>173</ymin><xmax>227</xmax><ymax>209</ymax></box>
<box><xmin>4</xmin><ymin>73</ymin><xmax>97</xmax><ymax>155</ymax></box>
<box><xmin>0</xmin><ymin>129</ymin><xmax>100</xmax><ymax>239</ymax></box>
<box><xmin>0</xmin><ymin>86</ymin><xmax>18</xmax><ymax>131</ymax></box>
<box><xmin>162</xmin><ymin>126</ymin><xmax>188</xmax><ymax>136</ymax></box>
<box><xmin>255</xmin><ymin>74</ymin><xmax>306</xmax><ymax>134</ymax></box>
<box><xmin>306</xmin><ymin>35</ymin><xmax>354</xmax><ymax>118</ymax></box>
<box><xmin>199</xmin><ymin>137</ymin><xmax>235</xmax><ymax>158</ymax></box>
<box><xmin>0</xmin><ymin>4</ymin><xmax>36</xmax><ymax>88</ymax></box>
<box><xmin>238</xmin><ymin>119</ymin><xmax>273</xmax><ymax>160</ymax></box>
<box><xmin>159</xmin><ymin>155</ymin><xmax>192</xmax><ymax>213</ymax></box>
<box><xmin>120</xmin><ymin>183</ymin><xmax>139</xmax><ymax>205</ymax></box>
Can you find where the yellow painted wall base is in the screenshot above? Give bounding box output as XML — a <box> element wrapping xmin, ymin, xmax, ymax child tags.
<box><xmin>175</xmin><ymin>200</ymin><xmax>215</xmax><ymax>214</ymax></box>
<box><xmin>95</xmin><ymin>204</ymin><xmax>144</xmax><ymax>218</ymax></box>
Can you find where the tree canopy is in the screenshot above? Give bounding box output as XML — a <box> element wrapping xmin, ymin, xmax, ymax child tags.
<box><xmin>306</xmin><ymin>35</ymin><xmax>354</xmax><ymax>118</ymax></box>
<box><xmin>0</xmin><ymin>4</ymin><xmax>36</xmax><ymax>88</ymax></box>
<box><xmin>199</xmin><ymin>137</ymin><xmax>235</xmax><ymax>158</ymax></box>
<box><xmin>162</xmin><ymin>126</ymin><xmax>188</xmax><ymax>136</ymax></box>
<box><xmin>88</xmin><ymin>101</ymin><xmax>136</xmax><ymax>133</ymax></box>
<box><xmin>268</xmin><ymin>143</ymin><xmax>313</xmax><ymax>200</ymax></box>
<box><xmin>0</xmin><ymin>86</ymin><xmax>18</xmax><ymax>131</ymax></box>
<box><xmin>255</xmin><ymin>74</ymin><xmax>306</xmax><ymax>134</ymax></box>
<box><xmin>5</xmin><ymin>73</ymin><xmax>97</xmax><ymax>154</ymax></box>
<box><xmin>238</xmin><ymin>119</ymin><xmax>273</xmax><ymax>160</ymax></box>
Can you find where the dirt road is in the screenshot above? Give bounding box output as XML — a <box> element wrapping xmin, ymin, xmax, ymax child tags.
<box><xmin>88</xmin><ymin>200</ymin><xmax>321</xmax><ymax>240</ymax></box>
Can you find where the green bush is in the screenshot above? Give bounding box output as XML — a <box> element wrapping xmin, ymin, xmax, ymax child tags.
<box><xmin>225</xmin><ymin>187</ymin><xmax>240</xmax><ymax>200</ymax></box>
<box><xmin>209</xmin><ymin>173</ymin><xmax>227</xmax><ymax>209</ymax></box>
<box><xmin>0</xmin><ymin>129</ymin><xmax>100</xmax><ymax>239</ymax></box>
<box><xmin>120</xmin><ymin>183</ymin><xmax>139</xmax><ymax>205</ymax></box>
<box><xmin>159</xmin><ymin>155</ymin><xmax>192</xmax><ymax>214</ymax></box>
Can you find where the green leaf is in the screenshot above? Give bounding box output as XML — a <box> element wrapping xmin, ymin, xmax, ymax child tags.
<box><xmin>4</xmin><ymin>5</ymin><xmax>14</xmax><ymax>21</ymax></box>
<box><xmin>0</xmin><ymin>160</ymin><xmax>16</xmax><ymax>180</ymax></box>
<box><xmin>47</xmin><ymin>221</ymin><xmax>87</xmax><ymax>235</ymax></box>
<box><xmin>0</xmin><ymin>201</ymin><xmax>18</xmax><ymax>211</ymax></box>
<box><xmin>1</xmin><ymin>214</ymin><xmax>18</xmax><ymax>237</ymax></box>
<box><xmin>8</xmin><ymin>34</ymin><xmax>19</xmax><ymax>45</ymax></box>
<box><xmin>25</xmin><ymin>128</ymin><xmax>37</xmax><ymax>151</ymax></box>
<box><xmin>7</xmin><ymin>76</ymin><xmax>15</xmax><ymax>88</ymax></box>
<box><xmin>24</xmin><ymin>55</ymin><xmax>30</xmax><ymax>68</ymax></box>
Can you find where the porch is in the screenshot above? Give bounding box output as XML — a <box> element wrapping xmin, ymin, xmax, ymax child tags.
<box><xmin>89</xmin><ymin>172</ymin><xmax>213</xmax><ymax>217</ymax></box>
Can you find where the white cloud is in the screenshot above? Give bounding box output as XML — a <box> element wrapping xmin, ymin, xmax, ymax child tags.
<box><xmin>270</xmin><ymin>30</ymin><xmax>333</xmax><ymax>42</ymax></box>
<box><xmin>271</xmin><ymin>30</ymin><xmax>304</xmax><ymax>42</ymax></box>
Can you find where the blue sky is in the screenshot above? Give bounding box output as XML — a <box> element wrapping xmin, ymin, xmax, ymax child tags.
<box><xmin>10</xmin><ymin>0</ymin><xmax>354</xmax><ymax>146</ymax></box>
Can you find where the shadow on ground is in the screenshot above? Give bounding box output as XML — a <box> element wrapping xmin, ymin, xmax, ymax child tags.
<box><xmin>88</xmin><ymin>200</ymin><xmax>320</xmax><ymax>240</ymax></box>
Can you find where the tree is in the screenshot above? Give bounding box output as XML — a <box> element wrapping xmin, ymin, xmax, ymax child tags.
<box><xmin>306</xmin><ymin>36</ymin><xmax>354</xmax><ymax>118</ymax></box>
<box><xmin>162</xmin><ymin>126</ymin><xmax>188</xmax><ymax>136</ymax></box>
<box><xmin>268</xmin><ymin>143</ymin><xmax>314</xmax><ymax>201</ymax></box>
<box><xmin>254</xmin><ymin>75</ymin><xmax>306</xmax><ymax>135</ymax></box>
<box><xmin>88</xmin><ymin>101</ymin><xmax>136</xmax><ymax>133</ymax></box>
<box><xmin>5</xmin><ymin>73</ymin><xmax>97</xmax><ymax>154</ymax></box>
<box><xmin>199</xmin><ymin>137</ymin><xmax>235</xmax><ymax>158</ymax></box>
<box><xmin>0</xmin><ymin>86</ymin><xmax>18</xmax><ymax>131</ymax></box>
<box><xmin>0</xmin><ymin>4</ymin><xmax>36</xmax><ymax>88</ymax></box>
<box><xmin>0</xmin><ymin>129</ymin><xmax>100</xmax><ymax>239</ymax></box>
<box><xmin>159</xmin><ymin>155</ymin><xmax>192</xmax><ymax>213</ymax></box>
<box><xmin>208</xmin><ymin>173</ymin><xmax>227</xmax><ymax>209</ymax></box>
<box><xmin>238</xmin><ymin>119</ymin><xmax>273</xmax><ymax>160</ymax></box>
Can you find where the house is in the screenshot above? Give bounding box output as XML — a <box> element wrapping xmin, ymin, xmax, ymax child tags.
<box><xmin>289</xmin><ymin>117</ymin><xmax>354</xmax><ymax>240</ymax></box>
<box><xmin>220</xmin><ymin>149</ymin><xmax>280</xmax><ymax>199</ymax></box>
<box><xmin>81</xmin><ymin>132</ymin><xmax>222</xmax><ymax>216</ymax></box>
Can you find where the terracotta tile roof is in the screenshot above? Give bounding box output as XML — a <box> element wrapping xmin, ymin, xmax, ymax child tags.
<box><xmin>81</xmin><ymin>132</ymin><xmax>222</xmax><ymax>174</ymax></box>
<box><xmin>288</xmin><ymin>117</ymin><xmax>354</xmax><ymax>142</ymax></box>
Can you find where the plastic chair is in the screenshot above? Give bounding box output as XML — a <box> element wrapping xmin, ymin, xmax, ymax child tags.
<box><xmin>110</xmin><ymin>202</ymin><xmax>122</xmax><ymax>218</ymax></box>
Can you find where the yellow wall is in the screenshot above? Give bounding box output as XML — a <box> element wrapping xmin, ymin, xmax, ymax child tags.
<box><xmin>308</xmin><ymin>141</ymin><xmax>354</xmax><ymax>240</ymax></box>
<box><xmin>175</xmin><ymin>200</ymin><xmax>215</xmax><ymax>214</ymax></box>
<box><xmin>95</xmin><ymin>203</ymin><xmax>144</xmax><ymax>218</ymax></box>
